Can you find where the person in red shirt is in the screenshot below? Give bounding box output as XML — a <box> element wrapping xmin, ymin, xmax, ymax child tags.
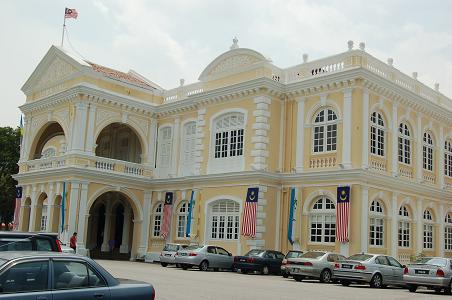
<box><xmin>70</xmin><ymin>232</ymin><xmax>77</xmax><ymax>252</ymax></box>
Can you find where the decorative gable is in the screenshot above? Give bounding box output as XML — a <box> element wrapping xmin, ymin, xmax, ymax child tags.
<box><xmin>34</xmin><ymin>57</ymin><xmax>78</xmax><ymax>90</ymax></box>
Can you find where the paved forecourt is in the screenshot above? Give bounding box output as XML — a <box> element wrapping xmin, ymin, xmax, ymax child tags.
<box><xmin>97</xmin><ymin>260</ymin><xmax>442</xmax><ymax>300</ymax></box>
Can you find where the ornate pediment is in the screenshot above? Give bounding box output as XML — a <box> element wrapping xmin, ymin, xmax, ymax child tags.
<box><xmin>209</xmin><ymin>55</ymin><xmax>260</xmax><ymax>75</ymax></box>
<box><xmin>35</xmin><ymin>57</ymin><xmax>77</xmax><ymax>90</ymax></box>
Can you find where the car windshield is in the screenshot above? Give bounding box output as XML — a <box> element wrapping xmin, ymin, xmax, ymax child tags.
<box><xmin>415</xmin><ymin>257</ymin><xmax>447</xmax><ymax>267</ymax></box>
<box><xmin>348</xmin><ymin>254</ymin><xmax>373</xmax><ymax>261</ymax></box>
<box><xmin>301</xmin><ymin>252</ymin><xmax>325</xmax><ymax>259</ymax></box>
<box><xmin>163</xmin><ymin>244</ymin><xmax>179</xmax><ymax>252</ymax></box>
<box><xmin>245</xmin><ymin>249</ymin><xmax>265</xmax><ymax>257</ymax></box>
<box><xmin>286</xmin><ymin>251</ymin><xmax>303</xmax><ymax>259</ymax></box>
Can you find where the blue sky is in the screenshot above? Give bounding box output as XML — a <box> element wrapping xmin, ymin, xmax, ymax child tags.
<box><xmin>1</xmin><ymin>0</ymin><xmax>451</xmax><ymax>127</ymax></box>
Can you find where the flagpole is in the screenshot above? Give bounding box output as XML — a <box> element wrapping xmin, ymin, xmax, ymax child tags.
<box><xmin>61</xmin><ymin>10</ymin><xmax>66</xmax><ymax>47</ymax></box>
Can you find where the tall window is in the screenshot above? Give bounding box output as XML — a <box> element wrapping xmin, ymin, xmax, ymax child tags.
<box><xmin>181</xmin><ymin>122</ymin><xmax>197</xmax><ymax>176</ymax></box>
<box><xmin>214</xmin><ymin>113</ymin><xmax>244</xmax><ymax>159</ymax></box>
<box><xmin>153</xmin><ymin>203</ymin><xmax>163</xmax><ymax>237</ymax></box>
<box><xmin>370</xmin><ymin>112</ymin><xmax>385</xmax><ymax>156</ymax></box>
<box><xmin>423</xmin><ymin>132</ymin><xmax>434</xmax><ymax>171</ymax></box>
<box><xmin>313</xmin><ymin>109</ymin><xmax>338</xmax><ymax>153</ymax></box>
<box><xmin>398</xmin><ymin>123</ymin><xmax>411</xmax><ymax>164</ymax></box>
<box><xmin>177</xmin><ymin>202</ymin><xmax>189</xmax><ymax>239</ymax></box>
<box><xmin>445</xmin><ymin>213</ymin><xmax>452</xmax><ymax>251</ymax></box>
<box><xmin>40</xmin><ymin>204</ymin><xmax>48</xmax><ymax>231</ymax></box>
<box><xmin>157</xmin><ymin>127</ymin><xmax>172</xmax><ymax>170</ymax></box>
<box><xmin>445</xmin><ymin>140</ymin><xmax>452</xmax><ymax>177</ymax></box>
<box><xmin>423</xmin><ymin>209</ymin><xmax>433</xmax><ymax>249</ymax></box>
<box><xmin>209</xmin><ymin>200</ymin><xmax>240</xmax><ymax>240</ymax></box>
<box><xmin>310</xmin><ymin>197</ymin><xmax>336</xmax><ymax>243</ymax></box>
<box><xmin>398</xmin><ymin>206</ymin><xmax>411</xmax><ymax>248</ymax></box>
<box><xmin>369</xmin><ymin>200</ymin><xmax>384</xmax><ymax>246</ymax></box>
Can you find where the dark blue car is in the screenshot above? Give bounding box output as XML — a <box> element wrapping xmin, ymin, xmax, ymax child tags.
<box><xmin>0</xmin><ymin>252</ymin><xmax>155</xmax><ymax>300</ymax></box>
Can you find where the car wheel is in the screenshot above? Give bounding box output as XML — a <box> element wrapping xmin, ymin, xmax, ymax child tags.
<box><xmin>199</xmin><ymin>260</ymin><xmax>209</xmax><ymax>271</ymax></box>
<box><xmin>176</xmin><ymin>263</ymin><xmax>181</xmax><ymax>268</ymax></box>
<box><xmin>294</xmin><ymin>275</ymin><xmax>304</xmax><ymax>282</ymax></box>
<box><xmin>434</xmin><ymin>287</ymin><xmax>442</xmax><ymax>294</ymax></box>
<box><xmin>182</xmin><ymin>264</ymin><xmax>189</xmax><ymax>270</ymax></box>
<box><xmin>282</xmin><ymin>273</ymin><xmax>289</xmax><ymax>278</ymax></box>
<box><xmin>261</xmin><ymin>266</ymin><xmax>269</xmax><ymax>275</ymax></box>
<box><xmin>341</xmin><ymin>280</ymin><xmax>351</xmax><ymax>286</ymax></box>
<box><xmin>213</xmin><ymin>268</ymin><xmax>219</xmax><ymax>272</ymax></box>
<box><xmin>370</xmin><ymin>273</ymin><xmax>383</xmax><ymax>288</ymax></box>
<box><xmin>161</xmin><ymin>262</ymin><xmax>168</xmax><ymax>267</ymax></box>
<box><xmin>445</xmin><ymin>282</ymin><xmax>452</xmax><ymax>295</ymax></box>
<box><xmin>240</xmin><ymin>269</ymin><xmax>248</xmax><ymax>274</ymax></box>
<box><xmin>319</xmin><ymin>269</ymin><xmax>332</xmax><ymax>283</ymax></box>
<box><xmin>407</xmin><ymin>284</ymin><xmax>417</xmax><ymax>293</ymax></box>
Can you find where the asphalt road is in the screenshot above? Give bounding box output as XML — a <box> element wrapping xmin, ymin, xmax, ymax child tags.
<box><xmin>97</xmin><ymin>260</ymin><xmax>446</xmax><ymax>300</ymax></box>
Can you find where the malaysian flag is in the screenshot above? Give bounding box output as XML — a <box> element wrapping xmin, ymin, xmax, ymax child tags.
<box><xmin>13</xmin><ymin>187</ymin><xmax>22</xmax><ymax>230</ymax></box>
<box><xmin>160</xmin><ymin>192</ymin><xmax>173</xmax><ymax>239</ymax></box>
<box><xmin>65</xmin><ymin>8</ymin><xmax>78</xmax><ymax>19</ymax></box>
<box><xmin>241</xmin><ymin>187</ymin><xmax>259</xmax><ymax>238</ymax></box>
<box><xmin>336</xmin><ymin>186</ymin><xmax>351</xmax><ymax>243</ymax></box>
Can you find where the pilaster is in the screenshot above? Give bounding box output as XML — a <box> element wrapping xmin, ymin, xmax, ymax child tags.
<box><xmin>171</xmin><ymin>117</ymin><xmax>181</xmax><ymax>177</ymax></box>
<box><xmin>69</xmin><ymin>102</ymin><xmax>88</xmax><ymax>153</ymax></box>
<box><xmin>362</xmin><ymin>90</ymin><xmax>369</xmax><ymax>169</ymax></box>
<box><xmin>439</xmin><ymin>204</ymin><xmax>445</xmax><ymax>257</ymax></box>
<box><xmin>67</xmin><ymin>181</ymin><xmax>80</xmax><ymax>236</ymax></box>
<box><xmin>416</xmin><ymin>114</ymin><xmax>423</xmax><ymax>182</ymax></box>
<box><xmin>193</xmin><ymin>108</ymin><xmax>206</xmax><ymax>175</ymax></box>
<box><xmin>251</xmin><ymin>96</ymin><xmax>271</xmax><ymax>171</ymax></box>
<box><xmin>246</xmin><ymin>185</ymin><xmax>267</xmax><ymax>251</ymax></box>
<box><xmin>439</xmin><ymin>126</ymin><xmax>445</xmax><ymax>188</ymax></box>
<box><xmin>295</xmin><ymin>97</ymin><xmax>306</xmax><ymax>172</ymax></box>
<box><xmin>76</xmin><ymin>182</ymin><xmax>89</xmax><ymax>256</ymax></box>
<box><xmin>138</xmin><ymin>190</ymin><xmax>152</xmax><ymax>257</ymax></box>
<box><xmin>392</xmin><ymin>102</ymin><xmax>399</xmax><ymax>177</ymax></box>
<box><xmin>85</xmin><ymin>103</ymin><xmax>97</xmax><ymax>154</ymax></box>
<box><xmin>342</xmin><ymin>88</ymin><xmax>352</xmax><ymax>169</ymax></box>
<box><xmin>415</xmin><ymin>198</ymin><xmax>423</xmax><ymax>254</ymax></box>
<box><xmin>391</xmin><ymin>192</ymin><xmax>398</xmax><ymax>257</ymax></box>
<box><xmin>360</xmin><ymin>185</ymin><xmax>369</xmax><ymax>253</ymax></box>
<box><xmin>28</xmin><ymin>185</ymin><xmax>38</xmax><ymax>232</ymax></box>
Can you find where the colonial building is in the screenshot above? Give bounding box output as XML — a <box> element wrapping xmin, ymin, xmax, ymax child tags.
<box><xmin>15</xmin><ymin>39</ymin><xmax>452</xmax><ymax>263</ymax></box>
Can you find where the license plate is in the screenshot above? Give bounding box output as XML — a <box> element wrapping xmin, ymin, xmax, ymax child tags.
<box><xmin>342</xmin><ymin>264</ymin><xmax>352</xmax><ymax>269</ymax></box>
<box><xmin>415</xmin><ymin>269</ymin><xmax>429</xmax><ymax>275</ymax></box>
<box><xmin>165</xmin><ymin>254</ymin><xmax>172</xmax><ymax>257</ymax></box>
<box><xmin>180</xmin><ymin>253</ymin><xmax>187</xmax><ymax>256</ymax></box>
<box><xmin>240</xmin><ymin>259</ymin><xmax>246</xmax><ymax>262</ymax></box>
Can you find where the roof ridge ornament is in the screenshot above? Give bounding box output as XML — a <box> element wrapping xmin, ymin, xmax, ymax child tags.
<box><xmin>230</xmin><ymin>36</ymin><xmax>239</xmax><ymax>50</ymax></box>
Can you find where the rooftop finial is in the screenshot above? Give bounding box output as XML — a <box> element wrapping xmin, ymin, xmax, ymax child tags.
<box><xmin>302</xmin><ymin>53</ymin><xmax>308</xmax><ymax>63</ymax></box>
<box><xmin>230</xmin><ymin>36</ymin><xmax>239</xmax><ymax>50</ymax></box>
<box><xmin>347</xmin><ymin>40</ymin><xmax>354</xmax><ymax>51</ymax></box>
<box><xmin>435</xmin><ymin>83</ymin><xmax>440</xmax><ymax>92</ymax></box>
<box><xmin>387</xmin><ymin>58</ymin><xmax>394</xmax><ymax>66</ymax></box>
<box><xmin>359</xmin><ymin>42</ymin><xmax>365</xmax><ymax>51</ymax></box>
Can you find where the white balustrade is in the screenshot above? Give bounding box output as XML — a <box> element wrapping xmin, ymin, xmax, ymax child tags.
<box><xmin>309</xmin><ymin>156</ymin><xmax>337</xmax><ymax>169</ymax></box>
<box><xmin>370</xmin><ymin>158</ymin><xmax>386</xmax><ymax>172</ymax></box>
<box><xmin>398</xmin><ymin>165</ymin><xmax>413</xmax><ymax>179</ymax></box>
<box><xmin>422</xmin><ymin>172</ymin><xmax>436</xmax><ymax>184</ymax></box>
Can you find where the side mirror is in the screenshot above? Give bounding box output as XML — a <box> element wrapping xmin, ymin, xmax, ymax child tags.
<box><xmin>228</xmin><ymin>252</ymin><xmax>232</xmax><ymax>256</ymax></box>
<box><xmin>402</xmin><ymin>265</ymin><xmax>406</xmax><ymax>268</ymax></box>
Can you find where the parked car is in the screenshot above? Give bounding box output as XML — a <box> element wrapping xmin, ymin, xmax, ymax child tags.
<box><xmin>0</xmin><ymin>252</ymin><xmax>155</xmax><ymax>299</ymax></box>
<box><xmin>281</xmin><ymin>250</ymin><xmax>303</xmax><ymax>278</ymax></box>
<box><xmin>159</xmin><ymin>243</ymin><xmax>189</xmax><ymax>267</ymax></box>
<box><xmin>175</xmin><ymin>245</ymin><xmax>234</xmax><ymax>271</ymax></box>
<box><xmin>288</xmin><ymin>251</ymin><xmax>346</xmax><ymax>283</ymax></box>
<box><xmin>403</xmin><ymin>257</ymin><xmax>452</xmax><ymax>294</ymax></box>
<box><xmin>0</xmin><ymin>232</ymin><xmax>62</xmax><ymax>252</ymax></box>
<box><xmin>233</xmin><ymin>249</ymin><xmax>285</xmax><ymax>275</ymax></box>
<box><xmin>334</xmin><ymin>253</ymin><xmax>405</xmax><ymax>288</ymax></box>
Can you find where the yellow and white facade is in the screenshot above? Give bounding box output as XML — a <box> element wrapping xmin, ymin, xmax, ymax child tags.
<box><xmin>15</xmin><ymin>39</ymin><xmax>452</xmax><ymax>264</ymax></box>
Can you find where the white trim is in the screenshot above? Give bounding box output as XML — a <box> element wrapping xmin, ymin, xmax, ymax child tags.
<box><xmin>362</xmin><ymin>90</ymin><xmax>369</xmax><ymax>169</ymax></box>
<box><xmin>342</xmin><ymin>88</ymin><xmax>353</xmax><ymax>168</ymax></box>
<box><xmin>306</xmin><ymin>99</ymin><xmax>342</xmax><ymax>125</ymax></box>
<box><xmin>295</xmin><ymin>97</ymin><xmax>306</xmax><ymax>172</ymax></box>
<box><xmin>302</xmin><ymin>190</ymin><xmax>336</xmax><ymax>213</ymax></box>
<box><xmin>361</xmin><ymin>186</ymin><xmax>369</xmax><ymax>252</ymax></box>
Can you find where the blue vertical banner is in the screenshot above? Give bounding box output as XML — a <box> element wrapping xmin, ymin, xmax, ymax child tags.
<box><xmin>61</xmin><ymin>182</ymin><xmax>66</xmax><ymax>233</ymax></box>
<box><xmin>186</xmin><ymin>190</ymin><xmax>195</xmax><ymax>237</ymax></box>
<box><xmin>287</xmin><ymin>187</ymin><xmax>298</xmax><ymax>245</ymax></box>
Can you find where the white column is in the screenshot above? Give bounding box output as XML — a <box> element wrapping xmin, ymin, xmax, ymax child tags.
<box><xmin>416</xmin><ymin>198</ymin><xmax>423</xmax><ymax>254</ymax></box>
<box><xmin>76</xmin><ymin>182</ymin><xmax>89</xmax><ymax>256</ymax></box>
<box><xmin>70</xmin><ymin>102</ymin><xmax>88</xmax><ymax>153</ymax></box>
<box><xmin>194</xmin><ymin>108</ymin><xmax>206</xmax><ymax>175</ymax></box>
<box><xmin>171</xmin><ymin>117</ymin><xmax>181</xmax><ymax>176</ymax></box>
<box><xmin>28</xmin><ymin>186</ymin><xmax>38</xmax><ymax>232</ymax></box>
<box><xmin>342</xmin><ymin>88</ymin><xmax>353</xmax><ymax>169</ymax></box>
<box><xmin>362</xmin><ymin>90</ymin><xmax>369</xmax><ymax>169</ymax></box>
<box><xmin>45</xmin><ymin>183</ymin><xmax>55</xmax><ymax>232</ymax></box>
<box><xmin>275</xmin><ymin>188</ymin><xmax>281</xmax><ymax>251</ymax></box>
<box><xmin>416</xmin><ymin>114</ymin><xmax>423</xmax><ymax>182</ymax></box>
<box><xmin>67</xmin><ymin>181</ymin><xmax>80</xmax><ymax>236</ymax></box>
<box><xmin>101</xmin><ymin>201</ymin><xmax>113</xmax><ymax>252</ymax></box>
<box><xmin>439</xmin><ymin>204</ymin><xmax>445</xmax><ymax>257</ymax></box>
<box><xmin>85</xmin><ymin>103</ymin><xmax>97</xmax><ymax>154</ymax></box>
<box><xmin>360</xmin><ymin>186</ymin><xmax>369</xmax><ymax>253</ymax></box>
<box><xmin>120</xmin><ymin>206</ymin><xmax>132</xmax><ymax>253</ymax></box>
<box><xmin>439</xmin><ymin>126</ymin><xmax>445</xmax><ymax>188</ymax></box>
<box><xmin>392</xmin><ymin>102</ymin><xmax>399</xmax><ymax>176</ymax></box>
<box><xmin>391</xmin><ymin>193</ymin><xmax>398</xmax><ymax>257</ymax></box>
<box><xmin>138</xmin><ymin>191</ymin><xmax>152</xmax><ymax>257</ymax></box>
<box><xmin>295</xmin><ymin>97</ymin><xmax>306</xmax><ymax>172</ymax></box>
<box><xmin>147</xmin><ymin>118</ymin><xmax>158</xmax><ymax>170</ymax></box>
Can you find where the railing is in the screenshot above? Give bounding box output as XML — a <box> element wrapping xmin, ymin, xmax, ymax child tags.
<box><xmin>369</xmin><ymin>156</ymin><xmax>387</xmax><ymax>172</ymax></box>
<box><xmin>163</xmin><ymin>82</ymin><xmax>204</xmax><ymax>103</ymax></box>
<box><xmin>398</xmin><ymin>165</ymin><xmax>413</xmax><ymax>179</ymax></box>
<box><xmin>422</xmin><ymin>171</ymin><xmax>436</xmax><ymax>184</ymax></box>
<box><xmin>398</xmin><ymin>253</ymin><xmax>412</xmax><ymax>264</ymax></box>
<box><xmin>91</xmin><ymin>156</ymin><xmax>148</xmax><ymax>177</ymax></box>
<box><xmin>309</xmin><ymin>155</ymin><xmax>337</xmax><ymax>169</ymax></box>
<box><xmin>25</xmin><ymin>157</ymin><xmax>66</xmax><ymax>171</ymax></box>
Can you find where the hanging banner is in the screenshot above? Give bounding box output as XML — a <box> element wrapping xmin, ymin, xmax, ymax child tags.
<box><xmin>287</xmin><ymin>187</ymin><xmax>298</xmax><ymax>245</ymax></box>
<box><xmin>186</xmin><ymin>190</ymin><xmax>195</xmax><ymax>237</ymax></box>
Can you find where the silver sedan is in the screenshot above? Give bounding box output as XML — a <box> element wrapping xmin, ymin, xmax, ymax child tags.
<box><xmin>404</xmin><ymin>257</ymin><xmax>452</xmax><ymax>294</ymax></box>
<box><xmin>288</xmin><ymin>251</ymin><xmax>346</xmax><ymax>283</ymax></box>
<box><xmin>175</xmin><ymin>245</ymin><xmax>234</xmax><ymax>271</ymax></box>
<box><xmin>334</xmin><ymin>253</ymin><xmax>405</xmax><ymax>288</ymax></box>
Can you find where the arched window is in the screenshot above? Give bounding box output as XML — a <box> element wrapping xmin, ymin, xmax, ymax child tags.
<box><xmin>157</xmin><ymin>127</ymin><xmax>172</xmax><ymax>176</ymax></box>
<box><xmin>209</xmin><ymin>200</ymin><xmax>240</xmax><ymax>240</ymax></box>
<box><xmin>177</xmin><ymin>202</ymin><xmax>189</xmax><ymax>239</ymax></box>
<box><xmin>398</xmin><ymin>206</ymin><xmax>411</xmax><ymax>248</ymax></box>
<box><xmin>313</xmin><ymin>108</ymin><xmax>338</xmax><ymax>153</ymax></box>
<box><xmin>152</xmin><ymin>203</ymin><xmax>163</xmax><ymax>237</ymax></box>
<box><xmin>423</xmin><ymin>132</ymin><xmax>434</xmax><ymax>171</ymax></box>
<box><xmin>445</xmin><ymin>213</ymin><xmax>452</xmax><ymax>251</ymax></box>
<box><xmin>445</xmin><ymin>140</ymin><xmax>452</xmax><ymax>177</ymax></box>
<box><xmin>41</xmin><ymin>148</ymin><xmax>56</xmax><ymax>158</ymax></box>
<box><xmin>310</xmin><ymin>197</ymin><xmax>336</xmax><ymax>243</ymax></box>
<box><xmin>370</xmin><ymin>112</ymin><xmax>385</xmax><ymax>156</ymax></box>
<box><xmin>398</xmin><ymin>123</ymin><xmax>411</xmax><ymax>164</ymax></box>
<box><xmin>369</xmin><ymin>200</ymin><xmax>384</xmax><ymax>246</ymax></box>
<box><xmin>181</xmin><ymin>122</ymin><xmax>197</xmax><ymax>176</ymax></box>
<box><xmin>213</xmin><ymin>113</ymin><xmax>245</xmax><ymax>159</ymax></box>
<box><xmin>40</xmin><ymin>199</ymin><xmax>48</xmax><ymax>231</ymax></box>
<box><xmin>423</xmin><ymin>209</ymin><xmax>434</xmax><ymax>249</ymax></box>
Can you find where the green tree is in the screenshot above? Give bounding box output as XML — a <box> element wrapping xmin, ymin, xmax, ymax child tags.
<box><xmin>0</xmin><ymin>127</ymin><xmax>20</xmax><ymax>224</ymax></box>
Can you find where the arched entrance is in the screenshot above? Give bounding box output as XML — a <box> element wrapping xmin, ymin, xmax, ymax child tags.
<box><xmin>35</xmin><ymin>193</ymin><xmax>48</xmax><ymax>232</ymax></box>
<box><xmin>87</xmin><ymin>192</ymin><xmax>135</xmax><ymax>260</ymax></box>
<box><xmin>29</xmin><ymin>122</ymin><xmax>66</xmax><ymax>160</ymax></box>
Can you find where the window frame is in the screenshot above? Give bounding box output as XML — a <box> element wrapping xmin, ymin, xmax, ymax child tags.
<box><xmin>398</xmin><ymin>206</ymin><xmax>411</xmax><ymax>248</ymax></box>
<box><xmin>180</xmin><ymin>121</ymin><xmax>197</xmax><ymax>176</ymax></box>
<box><xmin>152</xmin><ymin>202</ymin><xmax>163</xmax><ymax>238</ymax></box>
<box><xmin>445</xmin><ymin>140</ymin><xmax>452</xmax><ymax>178</ymax></box>
<box><xmin>0</xmin><ymin>259</ymin><xmax>50</xmax><ymax>294</ymax></box>
<box><xmin>176</xmin><ymin>202</ymin><xmax>189</xmax><ymax>239</ymax></box>
<box><xmin>312</xmin><ymin>108</ymin><xmax>338</xmax><ymax>154</ymax></box>
<box><xmin>309</xmin><ymin>197</ymin><xmax>336</xmax><ymax>244</ymax></box>
<box><xmin>51</xmin><ymin>259</ymin><xmax>107</xmax><ymax>290</ymax></box>
<box><xmin>445</xmin><ymin>213</ymin><xmax>452</xmax><ymax>251</ymax></box>
<box><xmin>370</xmin><ymin>112</ymin><xmax>385</xmax><ymax>157</ymax></box>
<box><xmin>208</xmin><ymin>199</ymin><xmax>240</xmax><ymax>241</ymax></box>
<box><xmin>398</xmin><ymin>123</ymin><xmax>412</xmax><ymax>165</ymax></box>
<box><xmin>157</xmin><ymin>126</ymin><xmax>173</xmax><ymax>177</ymax></box>
<box><xmin>423</xmin><ymin>132</ymin><xmax>434</xmax><ymax>172</ymax></box>
<box><xmin>422</xmin><ymin>210</ymin><xmax>434</xmax><ymax>250</ymax></box>
<box><xmin>369</xmin><ymin>200</ymin><xmax>385</xmax><ymax>247</ymax></box>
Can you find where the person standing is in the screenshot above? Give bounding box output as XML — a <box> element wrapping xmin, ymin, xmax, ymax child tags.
<box><xmin>70</xmin><ymin>232</ymin><xmax>77</xmax><ymax>252</ymax></box>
